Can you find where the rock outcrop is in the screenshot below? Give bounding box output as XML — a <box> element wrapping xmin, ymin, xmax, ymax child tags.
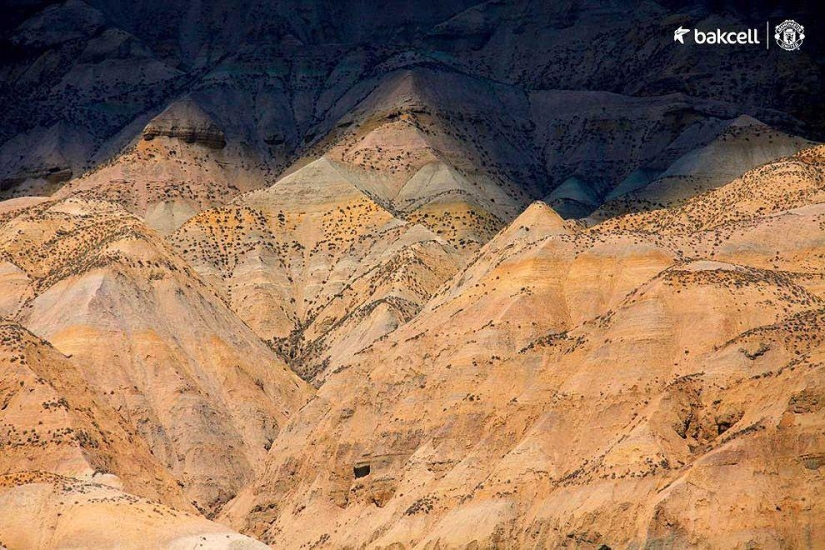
<box><xmin>142</xmin><ymin>100</ymin><xmax>227</xmax><ymax>149</ymax></box>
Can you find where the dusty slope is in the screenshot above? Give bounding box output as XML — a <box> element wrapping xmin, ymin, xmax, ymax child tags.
<box><xmin>1</xmin><ymin>1</ymin><xmax>823</xmax><ymax>547</ymax></box>
<box><xmin>0</xmin><ymin>196</ymin><xmax>312</xmax><ymax>516</ymax></box>
<box><xmin>171</xmin><ymin>157</ymin><xmax>461</xmax><ymax>383</ymax></box>
<box><xmin>0</xmin><ymin>472</ymin><xmax>268</xmax><ymax>550</ymax></box>
<box><xmin>218</xmin><ymin>148</ymin><xmax>825</xmax><ymax>548</ymax></box>
<box><xmin>0</xmin><ymin>321</ymin><xmax>184</xmax><ymax>507</ymax></box>
<box><xmin>159</xmin><ymin>68</ymin><xmax>787</xmax><ymax>388</ymax></box>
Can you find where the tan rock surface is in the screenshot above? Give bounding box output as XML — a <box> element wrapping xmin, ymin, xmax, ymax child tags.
<box><xmin>0</xmin><ymin>472</ymin><xmax>268</xmax><ymax>550</ymax></box>
<box><xmin>218</xmin><ymin>149</ymin><xmax>825</xmax><ymax>548</ymax></box>
<box><xmin>171</xmin><ymin>157</ymin><xmax>461</xmax><ymax>383</ymax></box>
<box><xmin>0</xmin><ymin>197</ymin><xmax>311</xmax><ymax>516</ymax></box>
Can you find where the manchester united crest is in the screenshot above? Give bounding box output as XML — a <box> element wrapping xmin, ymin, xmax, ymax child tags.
<box><xmin>774</xmin><ymin>20</ymin><xmax>805</xmax><ymax>51</ymax></box>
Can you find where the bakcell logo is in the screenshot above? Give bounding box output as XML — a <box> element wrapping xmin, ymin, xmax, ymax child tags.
<box><xmin>673</xmin><ymin>26</ymin><xmax>760</xmax><ymax>45</ymax></box>
<box><xmin>673</xmin><ymin>21</ymin><xmax>805</xmax><ymax>50</ymax></box>
<box><xmin>695</xmin><ymin>28</ymin><xmax>760</xmax><ymax>45</ymax></box>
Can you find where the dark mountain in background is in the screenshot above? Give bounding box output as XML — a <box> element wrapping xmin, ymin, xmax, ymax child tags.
<box><xmin>1</xmin><ymin>0</ymin><xmax>823</xmax><ymax>216</ymax></box>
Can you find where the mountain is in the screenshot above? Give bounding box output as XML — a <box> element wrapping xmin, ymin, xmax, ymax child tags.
<box><xmin>2</xmin><ymin>0</ymin><xmax>824</xmax><ymax>214</ymax></box>
<box><xmin>0</xmin><ymin>196</ymin><xmax>311</xmax><ymax>515</ymax></box>
<box><xmin>218</xmin><ymin>149</ymin><xmax>825</xmax><ymax>549</ymax></box>
<box><xmin>1</xmin><ymin>0</ymin><xmax>824</xmax><ymax>547</ymax></box>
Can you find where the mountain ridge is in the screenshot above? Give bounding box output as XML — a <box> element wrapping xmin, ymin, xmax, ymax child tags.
<box><xmin>0</xmin><ymin>1</ymin><xmax>823</xmax><ymax>548</ymax></box>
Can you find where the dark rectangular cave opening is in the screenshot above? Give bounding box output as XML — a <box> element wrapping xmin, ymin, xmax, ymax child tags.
<box><xmin>353</xmin><ymin>464</ymin><xmax>370</xmax><ymax>479</ymax></box>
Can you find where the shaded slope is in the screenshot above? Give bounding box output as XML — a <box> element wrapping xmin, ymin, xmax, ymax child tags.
<box><xmin>593</xmin><ymin>116</ymin><xmax>817</xmax><ymax>220</ymax></box>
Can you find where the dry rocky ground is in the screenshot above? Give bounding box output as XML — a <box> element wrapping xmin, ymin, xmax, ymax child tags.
<box><xmin>0</xmin><ymin>0</ymin><xmax>824</xmax><ymax>548</ymax></box>
<box><xmin>0</xmin><ymin>116</ymin><xmax>821</xmax><ymax>548</ymax></box>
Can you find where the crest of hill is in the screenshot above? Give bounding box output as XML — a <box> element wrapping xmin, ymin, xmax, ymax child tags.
<box><xmin>592</xmin><ymin>116</ymin><xmax>817</xmax><ymax>221</ymax></box>
<box><xmin>0</xmin><ymin>123</ymin><xmax>92</xmax><ymax>198</ymax></box>
<box><xmin>241</xmin><ymin>156</ymin><xmax>369</xmax><ymax>210</ymax></box>
<box><xmin>3</xmin><ymin>0</ymin><xmax>824</xmax><ymax>209</ymax></box>
<box><xmin>498</xmin><ymin>200</ymin><xmax>572</xmax><ymax>239</ymax></box>
<box><xmin>305</xmin><ymin>68</ymin><xmax>541</xmax><ymax>244</ymax></box>
<box><xmin>529</xmin><ymin>90</ymin><xmax>742</xmax><ymax>218</ymax></box>
<box><xmin>596</xmin><ymin>145</ymin><xmax>825</xmax><ymax>235</ymax></box>
<box><xmin>1</xmin><ymin>1</ymin><xmax>184</xmax><ymax>191</ymax></box>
